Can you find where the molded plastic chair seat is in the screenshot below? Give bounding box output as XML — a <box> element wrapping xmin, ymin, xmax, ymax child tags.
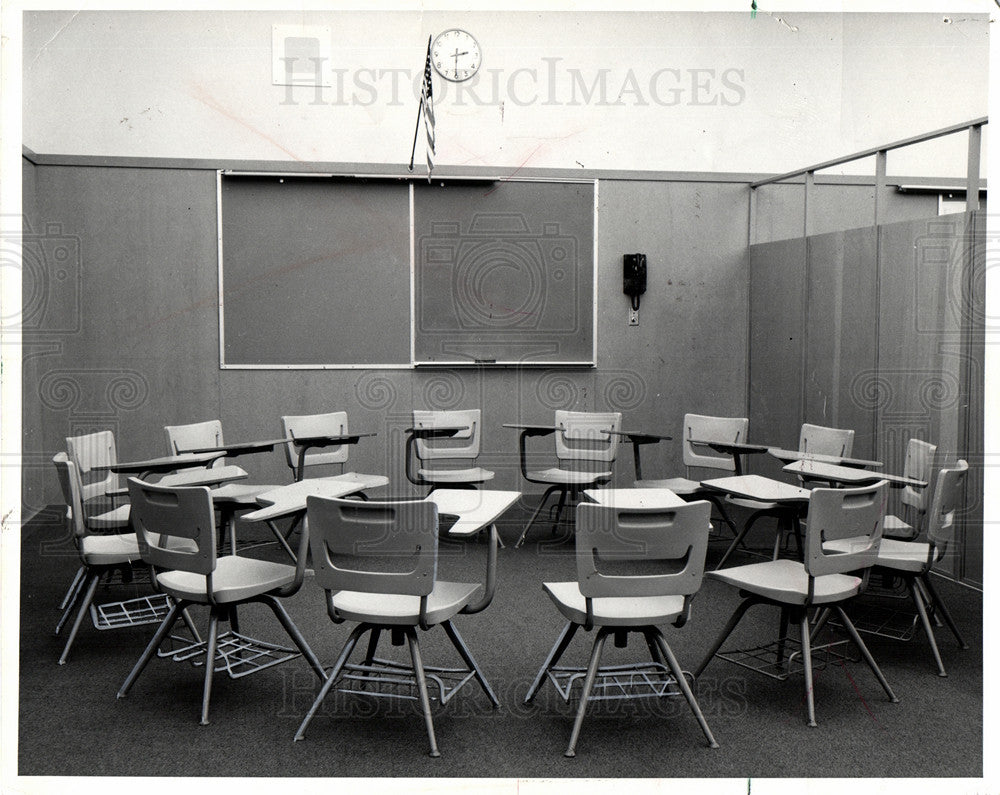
<box><xmin>118</xmin><ymin>478</ymin><xmax>324</xmax><ymax>725</ymax></box>
<box><xmin>698</xmin><ymin>482</ymin><xmax>895</xmax><ymax>727</ymax></box>
<box><xmin>635</xmin><ymin>476</ymin><xmax>701</xmax><ymax>495</ymax></box>
<box><xmin>78</xmin><ymin>532</ymin><xmax>141</xmax><ymax>565</ymax></box>
<box><xmin>294</xmin><ymin>496</ymin><xmax>499</xmax><ymax>756</ymax></box>
<box><xmin>525</xmin><ymin>467</ymin><xmax>612</xmax><ymax>486</ymax></box>
<box><xmin>87</xmin><ymin>504</ymin><xmax>132</xmax><ymax>530</ymax></box>
<box><xmin>155</xmin><ymin>555</ymin><xmax>298</xmax><ymax>604</ymax></box>
<box><xmin>543</xmin><ymin>581</ymin><xmax>686</xmax><ymax>626</ymax></box>
<box><xmin>330</xmin><ymin>580</ymin><xmax>480</xmax><ymax>626</ymax></box>
<box><xmin>710</xmin><ymin>559</ymin><xmax>862</xmax><ymax>605</ymax></box>
<box><xmin>825</xmin><ymin>537</ymin><xmax>931</xmax><ymax>573</ymax></box>
<box><xmin>526</xmin><ymin>500</ymin><xmax>717</xmax><ymax>757</ymax></box>
<box><xmin>417</xmin><ymin>466</ymin><xmax>494</xmax><ymax>485</ymax></box>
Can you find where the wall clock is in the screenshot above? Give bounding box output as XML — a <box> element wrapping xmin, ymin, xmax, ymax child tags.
<box><xmin>431</xmin><ymin>29</ymin><xmax>482</xmax><ymax>82</ymax></box>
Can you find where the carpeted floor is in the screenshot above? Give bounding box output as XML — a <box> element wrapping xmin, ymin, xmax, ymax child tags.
<box><xmin>16</xmin><ymin>497</ymin><xmax>983</xmax><ymax>779</ymax></box>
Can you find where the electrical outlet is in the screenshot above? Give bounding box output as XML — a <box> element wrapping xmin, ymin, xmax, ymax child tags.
<box><xmin>628</xmin><ymin>308</ymin><xmax>640</xmax><ymax>326</ymax></box>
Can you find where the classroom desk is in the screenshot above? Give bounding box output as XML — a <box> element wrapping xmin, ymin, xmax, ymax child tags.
<box><xmin>782</xmin><ymin>460</ymin><xmax>926</xmax><ymax>490</ymax></box>
<box><xmin>242</xmin><ymin>484</ymin><xmax>518</xmax><ymax>615</ymax></box>
<box><xmin>503</xmin><ymin>424</ymin><xmax>670</xmax><ymax>481</ymax></box>
<box><xmin>767</xmin><ymin>447</ymin><xmax>883</xmax><ymax>469</ymax></box>
<box><xmin>404</xmin><ymin>425</ymin><xmax>477</xmax><ymax>487</ymax></box>
<box><xmin>688</xmin><ymin>439</ymin><xmax>770</xmax><ymax>476</ymax></box>
<box><xmin>700</xmin><ymin>475</ymin><xmax>812</xmax><ymax>569</ymax></box>
<box><xmin>584</xmin><ymin>487</ymin><xmax>686</xmax><ymax>509</ymax></box>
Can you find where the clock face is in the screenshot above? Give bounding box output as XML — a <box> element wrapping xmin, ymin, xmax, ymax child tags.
<box><xmin>431</xmin><ymin>29</ymin><xmax>482</xmax><ymax>82</ymax></box>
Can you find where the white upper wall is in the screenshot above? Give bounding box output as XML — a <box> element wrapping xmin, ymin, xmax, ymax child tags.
<box><xmin>21</xmin><ymin>8</ymin><xmax>989</xmax><ymax>175</ymax></box>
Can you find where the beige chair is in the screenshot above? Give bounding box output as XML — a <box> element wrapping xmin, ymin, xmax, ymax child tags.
<box><xmin>717</xmin><ymin>423</ymin><xmax>857</xmax><ymax>568</ymax></box>
<box><xmin>827</xmin><ymin>461</ymin><xmax>968</xmax><ymax>677</ymax></box>
<box><xmin>405</xmin><ymin>409</ymin><xmax>494</xmax><ymax>491</ymax></box>
<box><xmin>117</xmin><ymin>478</ymin><xmax>325</xmax><ymax>725</ymax></box>
<box><xmin>164</xmin><ymin>420</ymin><xmax>275</xmax><ymax>554</ymax></box>
<box><xmin>882</xmin><ymin>438</ymin><xmax>937</xmax><ymax>540</ymax></box>
<box><xmin>280</xmin><ymin>411</ymin><xmax>388</xmax><ymax>491</ymax></box>
<box><xmin>514</xmin><ymin>410</ymin><xmax>621</xmax><ymax>547</ymax></box>
<box><xmin>636</xmin><ymin>413</ymin><xmax>747</xmax><ymax>537</ymax></box>
<box><xmin>65</xmin><ymin>430</ymin><xmax>130</xmax><ymax>525</ymax></box>
<box><xmin>698</xmin><ymin>481</ymin><xmax>897</xmax><ymax>727</ymax></box>
<box><xmin>524</xmin><ymin>499</ymin><xmax>718</xmax><ymax>757</ymax></box>
<box><xmin>293</xmin><ymin>496</ymin><xmax>499</xmax><ymax>756</ymax></box>
<box><xmin>52</xmin><ymin>454</ymin><xmax>200</xmax><ymax>664</ymax></box>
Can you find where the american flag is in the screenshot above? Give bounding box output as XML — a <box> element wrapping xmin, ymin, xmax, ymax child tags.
<box><xmin>420</xmin><ymin>37</ymin><xmax>436</xmax><ymax>176</ymax></box>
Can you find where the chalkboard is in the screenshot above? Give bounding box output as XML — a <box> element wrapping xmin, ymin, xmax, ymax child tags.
<box><xmin>413</xmin><ymin>180</ymin><xmax>595</xmax><ymax>365</ymax></box>
<box><xmin>218</xmin><ymin>173</ymin><xmax>595</xmax><ymax>367</ymax></box>
<box><xmin>219</xmin><ymin>174</ymin><xmax>411</xmax><ymax>367</ymax></box>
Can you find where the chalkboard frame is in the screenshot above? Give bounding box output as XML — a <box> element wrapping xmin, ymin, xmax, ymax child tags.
<box><xmin>217</xmin><ymin>170</ymin><xmax>598</xmax><ymax>369</ymax></box>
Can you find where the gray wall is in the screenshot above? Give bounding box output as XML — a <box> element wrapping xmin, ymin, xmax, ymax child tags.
<box><xmin>748</xmin><ymin>211</ymin><xmax>985</xmax><ymax>586</ymax></box>
<box><xmin>21</xmin><ymin>158</ymin><xmax>751</xmax><ymax>513</ymax></box>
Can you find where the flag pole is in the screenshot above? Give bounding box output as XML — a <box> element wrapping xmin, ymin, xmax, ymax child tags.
<box><xmin>408</xmin><ymin>35</ymin><xmax>432</xmax><ymax>173</ymax></box>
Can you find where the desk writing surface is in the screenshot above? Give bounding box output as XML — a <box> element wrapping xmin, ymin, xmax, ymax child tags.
<box><xmin>240</xmin><ymin>476</ymin><xmax>383</xmax><ymax>523</ymax></box>
<box><xmin>700</xmin><ymin>475</ymin><xmax>811</xmax><ymax>503</ymax></box>
<box><xmin>429</xmin><ymin>489</ymin><xmax>521</xmax><ymax>537</ymax></box>
<box><xmin>99</xmin><ymin>451</ymin><xmax>227</xmax><ymax>474</ymax></box>
<box><xmin>767</xmin><ymin>448</ymin><xmax>882</xmax><ymax>468</ymax></box>
<box><xmin>690</xmin><ymin>439</ymin><xmax>769</xmax><ymax>454</ymax></box>
<box><xmin>584</xmin><ymin>488</ymin><xmax>686</xmax><ymax>509</ymax></box>
<box><xmin>783</xmin><ymin>460</ymin><xmax>926</xmax><ymax>489</ymax></box>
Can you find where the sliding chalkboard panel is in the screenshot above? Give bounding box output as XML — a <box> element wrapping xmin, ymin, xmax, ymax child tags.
<box><xmin>219</xmin><ymin>174</ymin><xmax>410</xmax><ymax>366</ymax></box>
<box><xmin>413</xmin><ymin>180</ymin><xmax>596</xmax><ymax>365</ymax></box>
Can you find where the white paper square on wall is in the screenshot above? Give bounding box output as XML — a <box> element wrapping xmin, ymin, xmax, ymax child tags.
<box><xmin>271</xmin><ymin>24</ymin><xmax>332</xmax><ymax>87</ymax></box>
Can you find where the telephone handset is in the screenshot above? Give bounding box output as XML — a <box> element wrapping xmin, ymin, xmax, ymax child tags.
<box><xmin>623</xmin><ymin>253</ymin><xmax>647</xmax><ymax>311</ymax></box>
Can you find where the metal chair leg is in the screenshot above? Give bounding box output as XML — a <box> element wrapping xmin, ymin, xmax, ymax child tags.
<box><xmin>549</xmin><ymin>488</ymin><xmax>569</xmax><ymax>535</ymax></box>
<box><xmin>263</xmin><ymin>595</ymin><xmax>327</xmax><ymax>680</ymax></box>
<box><xmin>695</xmin><ymin>598</ymin><xmax>755</xmax><ymax>677</ymax></box>
<box><xmin>799</xmin><ymin>614</ymin><xmax>817</xmax><ymax>727</ymax></box>
<box><xmin>653</xmin><ymin>630</ymin><xmax>719</xmax><ymax>748</ymax></box>
<box><xmin>199</xmin><ymin>611</ymin><xmax>220</xmax><ymax>725</ymax></box>
<box><xmin>58</xmin><ymin>566</ymin><xmax>86</xmax><ymax>611</ymax></box>
<box><xmin>58</xmin><ymin>571</ymin><xmax>100</xmax><ymax>665</ymax></box>
<box><xmin>294</xmin><ymin>623</ymin><xmax>367</xmax><ymax>741</ymax></box>
<box><xmin>921</xmin><ymin>575</ymin><xmax>968</xmax><ymax>649</ymax></box>
<box><xmin>406</xmin><ymin>628</ymin><xmax>441</xmax><ymax>758</ymax></box>
<box><xmin>526</xmin><ymin>621</ymin><xmax>579</xmax><ymax>703</ymax></box>
<box><xmin>910</xmin><ymin>583</ymin><xmax>948</xmax><ymax>677</ymax></box>
<box><xmin>715</xmin><ymin>510</ymin><xmax>773</xmax><ymax>570</ymax></box>
<box><xmin>180</xmin><ymin>606</ymin><xmax>203</xmax><ymax>644</ymax></box>
<box><xmin>442</xmin><ymin>620</ymin><xmax>499</xmax><ymax>707</ymax></box>
<box><xmin>564</xmin><ymin>627</ymin><xmax>609</xmax><ymax>758</ymax></box>
<box><xmin>834</xmin><ymin>606</ymin><xmax>898</xmax><ymax>703</ymax></box>
<box><xmin>516</xmin><ymin>486</ymin><xmax>560</xmax><ymax>547</ymax></box>
<box><xmin>118</xmin><ymin>601</ymin><xmax>184</xmax><ymax>697</ymax></box>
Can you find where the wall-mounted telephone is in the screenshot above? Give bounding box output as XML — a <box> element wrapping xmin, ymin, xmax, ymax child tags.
<box><xmin>623</xmin><ymin>253</ymin><xmax>647</xmax><ymax>311</ymax></box>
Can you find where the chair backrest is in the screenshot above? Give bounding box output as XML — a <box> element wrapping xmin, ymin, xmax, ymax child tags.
<box><xmin>682</xmin><ymin>414</ymin><xmax>749</xmax><ymax>471</ymax></box>
<box><xmin>282</xmin><ymin>411</ymin><xmax>350</xmax><ymax>473</ymax></box>
<box><xmin>306</xmin><ymin>496</ymin><xmax>438</xmax><ymax>597</ymax></box>
<box><xmin>412</xmin><ymin>409</ymin><xmax>483</xmax><ymax>462</ymax></box>
<box><xmin>52</xmin><ymin>452</ymin><xmax>87</xmax><ymax>540</ymax></box>
<box><xmin>926</xmin><ymin>460</ymin><xmax>969</xmax><ymax>551</ymax></box>
<box><xmin>799</xmin><ymin>423</ymin><xmax>855</xmax><ymax>458</ymax></box>
<box><xmin>65</xmin><ymin>430</ymin><xmax>118</xmax><ymax>502</ymax></box>
<box><xmin>555</xmin><ymin>410</ymin><xmax>621</xmax><ymax>465</ymax></box>
<box><xmin>575</xmin><ymin>500</ymin><xmax>711</xmax><ymax>599</ymax></box>
<box><xmin>804</xmin><ymin>482</ymin><xmax>886</xmax><ymax>578</ymax></box>
<box><xmin>164</xmin><ymin>420</ymin><xmax>223</xmax><ymax>456</ymax></box>
<box><xmin>126</xmin><ymin>478</ymin><xmax>217</xmax><ymax>576</ymax></box>
<box><xmin>900</xmin><ymin>438</ymin><xmax>937</xmax><ymax>513</ymax></box>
